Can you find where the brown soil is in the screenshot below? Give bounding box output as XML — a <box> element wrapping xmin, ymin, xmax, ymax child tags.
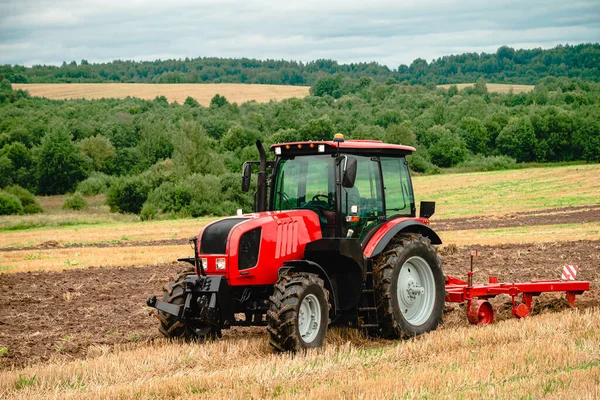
<box><xmin>433</xmin><ymin>205</ymin><xmax>600</xmax><ymax>231</ymax></box>
<box><xmin>1</xmin><ymin>240</ymin><xmax>598</xmax><ymax>370</ymax></box>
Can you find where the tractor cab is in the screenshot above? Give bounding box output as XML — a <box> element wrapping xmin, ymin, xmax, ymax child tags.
<box><xmin>243</xmin><ymin>134</ymin><xmax>422</xmax><ymax>240</ymax></box>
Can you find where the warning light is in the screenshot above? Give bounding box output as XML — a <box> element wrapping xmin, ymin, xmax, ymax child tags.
<box><xmin>297</xmin><ymin>144</ymin><xmax>302</xmax><ymax>149</ymax></box>
<box><xmin>310</xmin><ymin>143</ymin><xmax>315</xmax><ymax>148</ymax></box>
<box><xmin>285</xmin><ymin>145</ymin><xmax>290</xmax><ymax>149</ymax></box>
<box><xmin>333</xmin><ymin>133</ymin><xmax>345</xmax><ymax>143</ymax></box>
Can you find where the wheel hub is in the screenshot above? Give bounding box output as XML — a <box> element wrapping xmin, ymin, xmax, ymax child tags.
<box><xmin>396</xmin><ymin>256</ymin><xmax>436</xmax><ymax>326</ymax></box>
<box><xmin>298</xmin><ymin>294</ymin><xmax>321</xmax><ymax>343</ymax></box>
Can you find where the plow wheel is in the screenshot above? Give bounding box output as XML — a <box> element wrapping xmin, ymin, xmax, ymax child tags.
<box><xmin>468</xmin><ymin>300</ymin><xmax>494</xmax><ymax>325</ymax></box>
<box><xmin>267</xmin><ymin>272</ymin><xmax>330</xmax><ymax>352</ymax></box>
<box><xmin>373</xmin><ymin>234</ymin><xmax>445</xmax><ymax>339</ymax></box>
<box><xmin>156</xmin><ymin>268</ymin><xmax>220</xmax><ymax>341</ymax></box>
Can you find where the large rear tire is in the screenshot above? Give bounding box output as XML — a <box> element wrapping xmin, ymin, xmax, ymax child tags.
<box><xmin>373</xmin><ymin>234</ymin><xmax>445</xmax><ymax>339</ymax></box>
<box><xmin>156</xmin><ymin>268</ymin><xmax>219</xmax><ymax>341</ymax></box>
<box><xmin>267</xmin><ymin>273</ymin><xmax>330</xmax><ymax>352</ymax></box>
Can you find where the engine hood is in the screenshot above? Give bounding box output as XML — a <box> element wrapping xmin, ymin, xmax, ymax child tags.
<box><xmin>197</xmin><ymin>210</ymin><xmax>323</xmax><ymax>285</ymax></box>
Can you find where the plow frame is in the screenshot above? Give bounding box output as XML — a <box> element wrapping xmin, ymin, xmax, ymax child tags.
<box><xmin>444</xmin><ymin>273</ymin><xmax>590</xmax><ymax>324</ymax></box>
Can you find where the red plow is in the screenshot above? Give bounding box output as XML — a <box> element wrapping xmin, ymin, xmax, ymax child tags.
<box><xmin>444</xmin><ymin>253</ymin><xmax>590</xmax><ymax>325</ymax></box>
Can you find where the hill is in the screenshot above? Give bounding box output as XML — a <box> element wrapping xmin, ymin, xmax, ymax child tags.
<box><xmin>12</xmin><ymin>83</ymin><xmax>531</xmax><ymax>104</ymax></box>
<box><xmin>1</xmin><ymin>43</ymin><xmax>599</xmax><ymax>86</ymax></box>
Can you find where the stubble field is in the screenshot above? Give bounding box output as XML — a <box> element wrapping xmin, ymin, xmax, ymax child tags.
<box><xmin>1</xmin><ymin>164</ymin><xmax>599</xmax><ymax>399</ymax></box>
<box><xmin>13</xmin><ymin>82</ymin><xmax>533</xmax><ymax>106</ymax></box>
<box><xmin>12</xmin><ymin>83</ymin><xmax>311</xmax><ymax>105</ymax></box>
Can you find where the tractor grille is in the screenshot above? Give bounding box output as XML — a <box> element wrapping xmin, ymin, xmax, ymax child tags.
<box><xmin>238</xmin><ymin>228</ymin><xmax>261</xmax><ymax>270</ymax></box>
<box><xmin>200</xmin><ymin>218</ymin><xmax>247</xmax><ymax>254</ymax></box>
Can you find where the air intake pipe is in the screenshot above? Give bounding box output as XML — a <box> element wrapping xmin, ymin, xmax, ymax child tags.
<box><xmin>255</xmin><ymin>140</ymin><xmax>267</xmax><ymax>212</ymax></box>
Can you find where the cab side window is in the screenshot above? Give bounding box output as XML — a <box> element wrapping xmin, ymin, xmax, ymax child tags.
<box><xmin>380</xmin><ymin>157</ymin><xmax>414</xmax><ymax>218</ymax></box>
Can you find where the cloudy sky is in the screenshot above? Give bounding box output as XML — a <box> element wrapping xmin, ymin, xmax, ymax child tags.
<box><xmin>1</xmin><ymin>0</ymin><xmax>599</xmax><ymax>68</ymax></box>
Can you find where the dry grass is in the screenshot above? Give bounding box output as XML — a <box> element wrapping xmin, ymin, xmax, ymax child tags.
<box><xmin>0</xmin><ymin>218</ymin><xmax>212</xmax><ymax>249</ymax></box>
<box><xmin>437</xmin><ymin>83</ymin><xmax>535</xmax><ymax>94</ymax></box>
<box><xmin>0</xmin><ymin>244</ymin><xmax>188</xmax><ymax>273</ymax></box>
<box><xmin>0</xmin><ymin>309</ymin><xmax>598</xmax><ymax>399</ymax></box>
<box><xmin>413</xmin><ymin>164</ymin><xmax>600</xmax><ymax>219</ymax></box>
<box><xmin>12</xmin><ymin>83</ymin><xmax>310</xmax><ymax>105</ymax></box>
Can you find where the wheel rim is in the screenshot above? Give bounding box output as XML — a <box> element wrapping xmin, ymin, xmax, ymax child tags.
<box><xmin>396</xmin><ymin>256</ymin><xmax>436</xmax><ymax>326</ymax></box>
<box><xmin>298</xmin><ymin>294</ymin><xmax>321</xmax><ymax>343</ymax></box>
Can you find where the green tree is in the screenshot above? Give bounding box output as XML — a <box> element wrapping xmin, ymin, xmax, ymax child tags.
<box><xmin>77</xmin><ymin>135</ymin><xmax>116</xmax><ymax>171</ymax></box>
<box><xmin>496</xmin><ymin>117</ymin><xmax>537</xmax><ymax>162</ymax></box>
<box><xmin>184</xmin><ymin>96</ymin><xmax>200</xmax><ymax>107</ymax></box>
<box><xmin>459</xmin><ymin>117</ymin><xmax>489</xmax><ymax>155</ymax></box>
<box><xmin>428</xmin><ymin>127</ymin><xmax>467</xmax><ymax>167</ymax></box>
<box><xmin>222</xmin><ymin>125</ymin><xmax>259</xmax><ymax>152</ymax></box>
<box><xmin>36</xmin><ymin>123</ymin><xmax>91</xmax><ymax>195</ymax></box>
<box><xmin>210</xmin><ymin>94</ymin><xmax>229</xmax><ymax>108</ymax></box>
<box><xmin>298</xmin><ymin>116</ymin><xmax>334</xmax><ymax>141</ymax></box>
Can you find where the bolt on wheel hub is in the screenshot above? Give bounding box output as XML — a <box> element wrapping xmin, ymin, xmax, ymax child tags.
<box><xmin>397</xmin><ymin>256</ymin><xmax>436</xmax><ymax>325</ymax></box>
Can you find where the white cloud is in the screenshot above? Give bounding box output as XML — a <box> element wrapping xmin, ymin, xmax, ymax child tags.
<box><xmin>0</xmin><ymin>0</ymin><xmax>598</xmax><ymax>67</ymax></box>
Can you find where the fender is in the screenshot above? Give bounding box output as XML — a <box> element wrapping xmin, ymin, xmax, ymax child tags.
<box><xmin>279</xmin><ymin>260</ymin><xmax>338</xmax><ymax>314</ymax></box>
<box><xmin>363</xmin><ymin>218</ymin><xmax>442</xmax><ymax>259</ymax></box>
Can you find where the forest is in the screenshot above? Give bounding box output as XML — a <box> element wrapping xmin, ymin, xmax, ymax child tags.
<box><xmin>0</xmin><ymin>73</ymin><xmax>599</xmax><ymax>219</ymax></box>
<box><xmin>1</xmin><ymin>44</ymin><xmax>599</xmax><ymax>85</ymax></box>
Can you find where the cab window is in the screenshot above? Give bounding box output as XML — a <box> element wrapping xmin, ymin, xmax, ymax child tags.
<box><xmin>380</xmin><ymin>157</ymin><xmax>414</xmax><ymax>218</ymax></box>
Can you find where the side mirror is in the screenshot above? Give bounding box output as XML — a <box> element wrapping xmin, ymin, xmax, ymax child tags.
<box><xmin>241</xmin><ymin>163</ymin><xmax>252</xmax><ymax>192</ymax></box>
<box><xmin>342</xmin><ymin>157</ymin><xmax>357</xmax><ymax>188</ymax></box>
<box><xmin>419</xmin><ymin>201</ymin><xmax>436</xmax><ymax>218</ymax></box>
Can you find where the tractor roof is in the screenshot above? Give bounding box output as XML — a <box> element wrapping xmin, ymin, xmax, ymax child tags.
<box><xmin>270</xmin><ymin>139</ymin><xmax>415</xmax><ymax>156</ymax></box>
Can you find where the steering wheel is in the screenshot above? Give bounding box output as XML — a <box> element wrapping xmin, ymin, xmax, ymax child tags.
<box><xmin>312</xmin><ymin>194</ymin><xmax>331</xmax><ymax>203</ymax></box>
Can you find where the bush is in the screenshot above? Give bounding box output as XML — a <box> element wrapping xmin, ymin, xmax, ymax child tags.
<box><xmin>140</xmin><ymin>203</ymin><xmax>158</xmax><ymax>221</ymax></box>
<box><xmin>145</xmin><ymin>174</ymin><xmax>233</xmax><ymax>217</ymax></box>
<box><xmin>3</xmin><ymin>185</ymin><xmax>43</xmax><ymax>214</ymax></box>
<box><xmin>106</xmin><ymin>176</ymin><xmax>151</xmax><ymax>214</ymax></box>
<box><xmin>62</xmin><ymin>193</ymin><xmax>88</xmax><ymax>210</ymax></box>
<box><xmin>455</xmin><ymin>155</ymin><xmax>517</xmax><ymax>172</ymax></box>
<box><xmin>76</xmin><ymin>173</ymin><xmax>113</xmax><ymax>196</ymax></box>
<box><xmin>407</xmin><ymin>153</ymin><xmax>439</xmax><ymax>174</ymax></box>
<box><xmin>0</xmin><ymin>192</ymin><xmax>24</xmax><ymax>215</ymax></box>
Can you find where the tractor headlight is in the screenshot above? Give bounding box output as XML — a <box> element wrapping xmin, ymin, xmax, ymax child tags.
<box><xmin>216</xmin><ymin>258</ymin><xmax>226</xmax><ymax>270</ymax></box>
<box><xmin>274</xmin><ymin>147</ymin><xmax>282</xmax><ymax>155</ymax></box>
<box><xmin>201</xmin><ymin>258</ymin><xmax>208</xmax><ymax>270</ymax></box>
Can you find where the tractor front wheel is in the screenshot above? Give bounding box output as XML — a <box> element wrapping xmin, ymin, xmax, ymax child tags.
<box><xmin>156</xmin><ymin>267</ymin><xmax>219</xmax><ymax>341</ymax></box>
<box><xmin>267</xmin><ymin>273</ymin><xmax>330</xmax><ymax>351</ymax></box>
<box><xmin>373</xmin><ymin>234</ymin><xmax>445</xmax><ymax>339</ymax></box>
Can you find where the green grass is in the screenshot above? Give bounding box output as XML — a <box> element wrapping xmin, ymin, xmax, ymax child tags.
<box><xmin>414</xmin><ymin>164</ymin><xmax>600</xmax><ymax>218</ymax></box>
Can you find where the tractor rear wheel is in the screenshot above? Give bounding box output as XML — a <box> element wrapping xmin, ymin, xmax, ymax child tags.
<box><xmin>156</xmin><ymin>267</ymin><xmax>219</xmax><ymax>341</ymax></box>
<box><xmin>267</xmin><ymin>272</ymin><xmax>330</xmax><ymax>351</ymax></box>
<box><xmin>373</xmin><ymin>234</ymin><xmax>445</xmax><ymax>339</ymax></box>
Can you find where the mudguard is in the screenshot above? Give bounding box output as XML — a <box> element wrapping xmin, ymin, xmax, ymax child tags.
<box><xmin>363</xmin><ymin>219</ymin><xmax>442</xmax><ymax>259</ymax></box>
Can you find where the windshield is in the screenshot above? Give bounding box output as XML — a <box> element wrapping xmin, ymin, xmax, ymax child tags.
<box><xmin>272</xmin><ymin>154</ymin><xmax>336</xmax><ymax>212</ymax></box>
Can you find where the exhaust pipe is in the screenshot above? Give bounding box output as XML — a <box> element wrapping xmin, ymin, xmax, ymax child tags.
<box><xmin>256</xmin><ymin>140</ymin><xmax>267</xmax><ymax>212</ymax></box>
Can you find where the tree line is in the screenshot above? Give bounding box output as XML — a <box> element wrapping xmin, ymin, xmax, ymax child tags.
<box><xmin>1</xmin><ymin>44</ymin><xmax>599</xmax><ymax>86</ymax></box>
<box><xmin>0</xmin><ymin>75</ymin><xmax>599</xmax><ymax>217</ymax></box>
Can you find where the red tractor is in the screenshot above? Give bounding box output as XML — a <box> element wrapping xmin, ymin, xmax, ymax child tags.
<box><xmin>147</xmin><ymin>135</ymin><xmax>445</xmax><ymax>351</ymax></box>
